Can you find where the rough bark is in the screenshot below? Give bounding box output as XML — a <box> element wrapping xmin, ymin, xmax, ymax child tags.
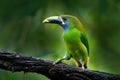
<box><xmin>0</xmin><ymin>51</ymin><xmax>120</xmax><ymax>80</ymax></box>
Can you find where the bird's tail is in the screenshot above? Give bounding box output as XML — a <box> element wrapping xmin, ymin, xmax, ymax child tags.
<box><xmin>84</xmin><ymin>57</ymin><xmax>89</xmax><ymax>69</ymax></box>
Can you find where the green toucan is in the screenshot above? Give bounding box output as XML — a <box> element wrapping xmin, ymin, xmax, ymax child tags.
<box><xmin>43</xmin><ymin>15</ymin><xmax>89</xmax><ymax>69</ymax></box>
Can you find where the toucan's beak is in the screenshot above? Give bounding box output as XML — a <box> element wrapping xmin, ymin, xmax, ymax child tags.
<box><xmin>43</xmin><ymin>16</ymin><xmax>65</xmax><ymax>25</ymax></box>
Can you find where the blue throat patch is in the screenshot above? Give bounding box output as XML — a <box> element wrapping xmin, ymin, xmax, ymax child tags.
<box><xmin>62</xmin><ymin>20</ymin><xmax>69</xmax><ymax>32</ymax></box>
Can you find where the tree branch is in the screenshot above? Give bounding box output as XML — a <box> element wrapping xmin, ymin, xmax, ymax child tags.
<box><xmin>0</xmin><ymin>51</ymin><xmax>120</xmax><ymax>80</ymax></box>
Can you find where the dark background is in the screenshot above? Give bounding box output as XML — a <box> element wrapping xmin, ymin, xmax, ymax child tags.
<box><xmin>0</xmin><ymin>0</ymin><xmax>120</xmax><ymax>80</ymax></box>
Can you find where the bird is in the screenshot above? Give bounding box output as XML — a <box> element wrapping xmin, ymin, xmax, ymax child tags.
<box><xmin>43</xmin><ymin>15</ymin><xmax>89</xmax><ymax>70</ymax></box>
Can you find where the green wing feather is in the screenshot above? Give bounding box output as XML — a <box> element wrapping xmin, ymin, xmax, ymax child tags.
<box><xmin>80</xmin><ymin>32</ymin><xmax>89</xmax><ymax>55</ymax></box>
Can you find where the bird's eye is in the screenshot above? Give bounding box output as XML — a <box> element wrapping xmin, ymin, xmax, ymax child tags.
<box><xmin>62</xmin><ymin>18</ymin><xmax>67</xmax><ymax>21</ymax></box>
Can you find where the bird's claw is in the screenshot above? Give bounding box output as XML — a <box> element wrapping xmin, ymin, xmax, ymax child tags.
<box><xmin>81</xmin><ymin>66</ymin><xmax>87</xmax><ymax>71</ymax></box>
<box><xmin>53</xmin><ymin>59</ymin><xmax>62</xmax><ymax>65</ymax></box>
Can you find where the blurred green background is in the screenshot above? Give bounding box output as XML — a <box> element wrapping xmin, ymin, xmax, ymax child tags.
<box><xmin>0</xmin><ymin>0</ymin><xmax>120</xmax><ymax>80</ymax></box>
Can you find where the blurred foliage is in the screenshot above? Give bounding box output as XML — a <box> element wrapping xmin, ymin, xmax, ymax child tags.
<box><xmin>0</xmin><ymin>0</ymin><xmax>120</xmax><ymax>80</ymax></box>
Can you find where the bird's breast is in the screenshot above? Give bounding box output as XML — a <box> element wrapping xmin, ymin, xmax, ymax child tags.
<box><xmin>63</xmin><ymin>28</ymin><xmax>88</xmax><ymax>60</ymax></box>
<box><xmin>63</xmin><ymin>28</ymin><xmax>80</xmax><ymax>47</ymax></box>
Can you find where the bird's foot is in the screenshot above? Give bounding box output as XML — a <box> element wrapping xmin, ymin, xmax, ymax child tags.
<box><xmin>53</xmin><ymin>59</ymin><xmax>62</xmax><ymax>65</ymax></box>
<box><xmin>81</xmin><ymin>66</ymin><xmax>87</xmax><ymax>71</ymax></box>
